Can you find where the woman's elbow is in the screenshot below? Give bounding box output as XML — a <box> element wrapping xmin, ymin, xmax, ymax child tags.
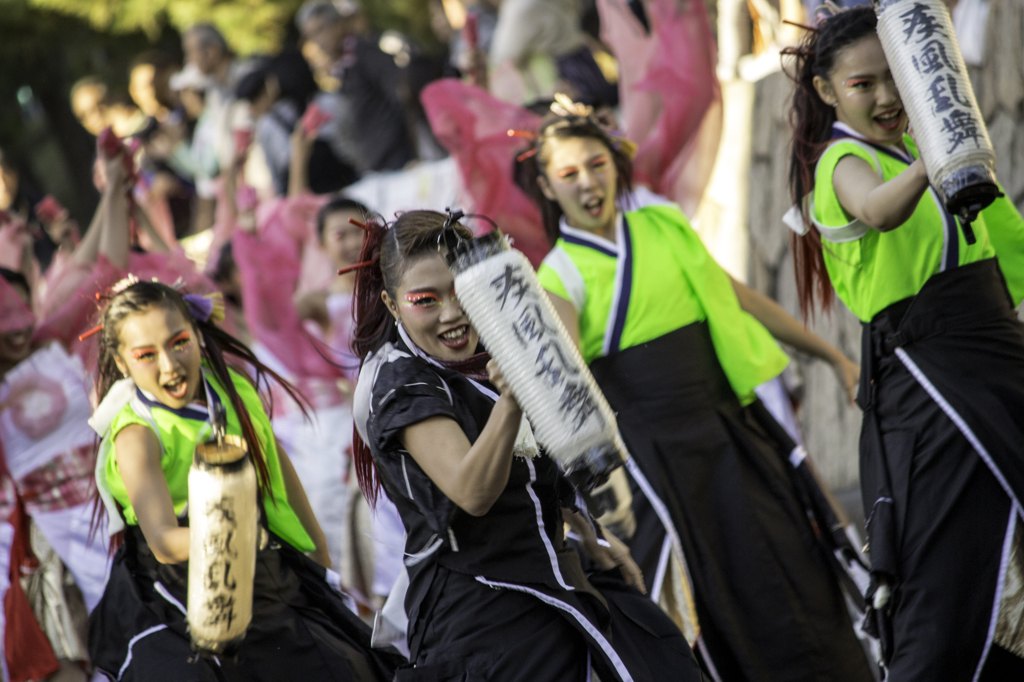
<box><xmin>868</xmin><ymin>218</ymin><xmax>903</xmax><ymax>233</ymax></box>
<box><xmin>151</xmin><ymin>545</ymin><xmax>187</xmax><ymax>564</ymax></box>
<box><xmin>147</xmin><ymin>529</ymin><xmax>189</xmax><ymax>564</ymax></box>
<box><xmin>862</xmin><ymin>205</ymin><xmax>913</xmax><ymax>233</ymax></box>
<box><xmin>456</xmin><ymin>491</ymin><xmax>500</xmax><ymax>517</ymax></box>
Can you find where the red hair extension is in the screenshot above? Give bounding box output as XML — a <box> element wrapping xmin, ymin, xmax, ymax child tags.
<box><xmin>785</xmin><ymin>6</ymin><xmax>876</xmax><ymax>318</ymax></box>
<box><xmin>350</xmin><ymin>216</ymin><xmax>391</xmax><ymax>507</ymax></box>
<box><xmin>338</xmin><ymin>260</ymin><xmax>376</xmax><ymax>276</ymax></box>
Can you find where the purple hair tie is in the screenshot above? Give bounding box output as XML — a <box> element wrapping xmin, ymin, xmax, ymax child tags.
<box><xmin>183</xmin><ymin>293</ymin><xmax>214</xmax><ymax>322</ymax></box>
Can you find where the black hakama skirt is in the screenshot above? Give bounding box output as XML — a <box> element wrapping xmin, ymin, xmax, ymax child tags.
<box><xmin>398</xmin><ymin>554</ymin><xmax>705</xmax><ymax>681</ymax></box>
<box><xmin>88</xmin><ymin>526</ymin><xmax>400</xmax><ymax>681</ymax></box>
<box><xmin>590</xmin><ymin>322</ymin><xmax>873</xmax><ymax>682</ymax></box>
<box><xmin>860</xmin><ymin>258</ymin><xmax>1024</xmax><ymax>681</ymax></box>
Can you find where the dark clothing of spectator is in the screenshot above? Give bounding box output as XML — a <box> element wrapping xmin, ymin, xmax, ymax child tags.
<box><xmin>332</xmin><ymin>37</ymin><xmax>413</xmax><ymax>173</ymax></box>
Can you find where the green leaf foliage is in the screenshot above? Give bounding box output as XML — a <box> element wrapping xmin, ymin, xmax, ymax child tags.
<box><xmin>10</xmin><ymin>0</ymin><xmax>439</xmax><ymax>55</ymax></box>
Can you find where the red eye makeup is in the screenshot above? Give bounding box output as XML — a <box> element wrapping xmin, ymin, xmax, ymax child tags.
<box><xmin>170</xmin><ymin>331</ymin><xmax>193</xmax><ymax>350</ymax></box>
<box><xmin>403</xmin><ymin>293</ymin><xmax>443</xmax><ymax>307</ymax></box>
<box><xmin>589</xmin><ymin>156</ymin><xmax>609</xmax><ymax>168</ymax></box>
<box><xmin>843</xmin><ymin>78</ymin><xmax>873</xmax><ymax>89</ymax></box>
<box><xmin>131</xmin><ymin>347</ymin><xmax>157</xmax><ymax>362</ymax></box>
<box><xmin>557</xmin><ymin>167</ymin><xmax>579</xmax><ymax>179</ymax></box>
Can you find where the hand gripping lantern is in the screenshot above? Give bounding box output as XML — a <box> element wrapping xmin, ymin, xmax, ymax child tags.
<box><xmin>187</xmin><ymin>403</ymin><xmax>258</xmax><ymax>655</ymax></box>
<box><xmin>874</xmin><ymin>0</ymin><xmax>999</xmax><ymax>242</ymax></box>
<box><xmin>443</xmin><ymin>217</ymin><xmax>627</xmax><ymax>493</ymax></box>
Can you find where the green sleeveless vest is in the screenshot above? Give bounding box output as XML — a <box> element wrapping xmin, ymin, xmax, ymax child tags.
<box><xmin>97</xmin><ymin>367</ymin><xmax>314</xmax><ymax>553</ymax></box>
<box><xmin>811</xmin><ymin>132</ymin><xmax>1024</xmax><ymax>322</ymax></box>
<box><xmin>539</xmin><ymin>200</ymin><xmax>788</xmax><ymax>404</ymax></box>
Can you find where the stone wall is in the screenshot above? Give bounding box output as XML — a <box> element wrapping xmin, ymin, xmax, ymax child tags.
<box><xmin>747</xmin><ymin>68</ymin><xmax>864</xmax><ymax>495</ymax></box>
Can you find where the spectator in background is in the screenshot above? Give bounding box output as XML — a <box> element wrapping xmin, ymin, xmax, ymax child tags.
<box><xmin>69</xmin><ymin>77</ymin><xmax>109</xmax><ymax>137</ymax></box>
<box><xmin>489</xmin><ymin>0</ymin><xmax>618</xmax><ymax>106</ymax></box>
<box><xmin>32</xmin><ymin>196</ymin><xmax>79</xmax><ymax>277</ymax></box>
<box><xmin>70</xmin><ymin>77</ymin><xmax>143</xmax><ymax>138</ymax></box>
<box><xmin>180</xmin><ymin>23</ymin><xmax>249</xmax><ymax>232</ymax></box>
<box><xmin>0</xmin><ymin>150</ymin><xmax>40</xmax><ymax>226</ymax></box>
<box><xmin>0</xmin><ymin>150</ymin><xmax>55</xmax><ymax>272</ymax></box>
<box><xmin>129</xmin><ymin>52</ymin><xmax>198</xmax><ymax>240</ymax></box>
<box><xmin>167</xmin><ymin>64</ymin><xmax>214</xmax><ymax>179</ymax></box>
<box><xmin>235</xmin><ymin>50</ymin><xmax>358</xmax><ymax>196</ymax></box>
<box><xmin>129</xmin><ymin>51</ymin><xmax>181</xmax><ymax>121</ymax></box>
<box><xmin>296</xmin><ymin>1</ymin><xmax>414</xmax><ymax>173</ymax></box>
<box><xmin>182</xmin><ymin>23</ymin><xmax>246</xmax><ymax>103</ymax></box>
<box><xmin>444</xmin><ymin>0</ymin><xmax>500</xmax><ymax>76</ymax></box>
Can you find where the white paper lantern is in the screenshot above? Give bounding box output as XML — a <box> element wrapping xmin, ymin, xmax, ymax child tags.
<box><xmin>187</xmin><ymin>436</ymin><xmax>258</xmax><ymax>655</ymax></box>
<box><xmin>448</xmin><ymin>231</ymin><xmax>626</xmax><ymax>489</ymax></box>
<box><xmin>875</xmin><ymin>0</ymin><xmax>999</xmax><ymax>238</ymax></box>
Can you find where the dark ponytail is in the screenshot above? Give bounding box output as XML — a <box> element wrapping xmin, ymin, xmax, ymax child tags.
<box><xmin>350</xmin><ymin>211</ymin><xmax>473</xmax><ymax>506</ymax></box>
<box><xmin>785</xmin><ymin>5</ymin><xmax>877</xmax><ymax>318</ymax></box>
<box><xmin>95</xmin><ymin>281</ymin><xmax>309</xmax><ymax>505</ymax></box>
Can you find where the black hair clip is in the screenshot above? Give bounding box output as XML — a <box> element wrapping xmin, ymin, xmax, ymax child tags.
<box><xmin>438</xmin><ymin>207</ymin><xmax>467</xmax><ymax>255</ymax></box>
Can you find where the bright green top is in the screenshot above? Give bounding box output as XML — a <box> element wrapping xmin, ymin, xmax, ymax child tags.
<box><xmin>812</xmin><ymin>133</ymin><xmax>1024</xmax><ymax>322</ymax></box>
<box><xmin>102</xmin><ymin>367</ymin><xmax>314</xmax><ymax>552</ymax></box>
<box><xmin>538</xmin><ymin>199</ymin><xmax>789</xmax><ymax>404</ymax></box>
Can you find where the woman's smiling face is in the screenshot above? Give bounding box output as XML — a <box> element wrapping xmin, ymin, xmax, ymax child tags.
<box><xmin>383</xmin><ymin>253</ymin><xmax>480</xmax><ymax>362</ymax></box>
<box><xmin>115</xmin><ymin>305</ymin><xmax>203</xmax><ymax>408</ymax></box>
<box><xmin>815</xmin><ymin>35</ymin><xmax>907</xmax><ymax>144</ymax></box>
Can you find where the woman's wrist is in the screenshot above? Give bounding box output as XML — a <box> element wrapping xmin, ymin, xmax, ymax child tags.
<box><xmin>496</xmin><ymin>392</ymin><xmax>522</xmax><ymax>420</ymax></box>
<box><xmin>824</xmin><ymin>345</ymin><xmax>846</xmax><ymax>367</ymax></box>
<box><xmin>912</xmin><ymin>157</ymin><xmax>927</xmax><ymax>177</ymax></box>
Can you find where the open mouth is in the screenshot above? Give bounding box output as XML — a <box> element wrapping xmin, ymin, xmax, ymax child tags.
<box><xmin>874</xmin><ymin>109</ymin><xmax>903</xmax><ymax>132</ymax></box>
<box><xmin>163</xmin><ymin>377</ymin><xmax>189</xmax><ymax>400</ymax></box>
<box><xmin>5</xmin><ymin>330</ymin><xmax>31</xmax><ymax>353</ymax></box>
<box><xmin>438</xmin><ymin>325</ymin><xmax>470</xmax><ymax>350</ymax></box>
<box><xmin>582</xmin><ymin>196</ymin><xmax>605</xmax><ymax>219</ymax></box>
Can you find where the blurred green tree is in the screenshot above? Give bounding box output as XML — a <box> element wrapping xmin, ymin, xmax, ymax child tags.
<box><xmin>15</xmin><ymin>0</ymin><xmax>439</xmax><ymax>55</ymax></box>
<box><xmin>0</xmin><ymin>0</ymin><xmax>176</xmax><ymax>223</ymax></box>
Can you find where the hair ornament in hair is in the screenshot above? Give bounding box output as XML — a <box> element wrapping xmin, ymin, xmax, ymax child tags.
<box><xmin>78</xmin><ymin>274</ymin><xmax>144</xmax><ymax>341</ymax></box>
<box><xmin>516</xmin><ymin>148</ymin><xmax>539</xmax><ymax>162</ymax></box>
<box><xmin>339</xmin><ymin>212</ymin><xmax>391</xmax><ymax>275</ymax></box>
<box><xmin>182</xmin><ymin>292</ymin><xmax>225</xmax><ymax>324</ymax></box>
<box><xmin>77</xmin><ymin>278</ymin><xmax>225</xmax><ymax>342</ymax></box>
<box><xmin>551</xmin><ymin>93</ymin><xmax>594</xmax><ymax>119</ymax></box>
<box><xmin>506</xmin><ymin>130</ymin><xmax>541</xmax><ymax>161</ymax></box>
<box><xmin>110</xmin><ymin>273</ymin><xmax>140</xmax><ymax>295</ymax></box>
<box><xmin>814</xmin><ymin>0</ymin><xmax>848</xmax><ymax>22</ymax></box>
<box><xmin>606</xmin><ymin>131</ymin><xmax>639</xmax><ymax>161</ymax></box>
<box><xmin>538</xmin><ymin>93</ymin><xmax>639</xmax><ymax>161</ymax></box>
<box><xmin>782</xmin><ymin>18</ymin><xmax>820</xmax><ymax>32</ymax></box>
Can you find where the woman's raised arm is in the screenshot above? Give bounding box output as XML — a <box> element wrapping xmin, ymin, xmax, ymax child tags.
<box><xmin>832</xmin><ymin>154</ymin><xmax>930</xmax><ymax>232</ymax></box>
<box><xmin>400</xmin><ymin>360</ymin><xmax>523</xmax><ymax>516</ymax></box>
